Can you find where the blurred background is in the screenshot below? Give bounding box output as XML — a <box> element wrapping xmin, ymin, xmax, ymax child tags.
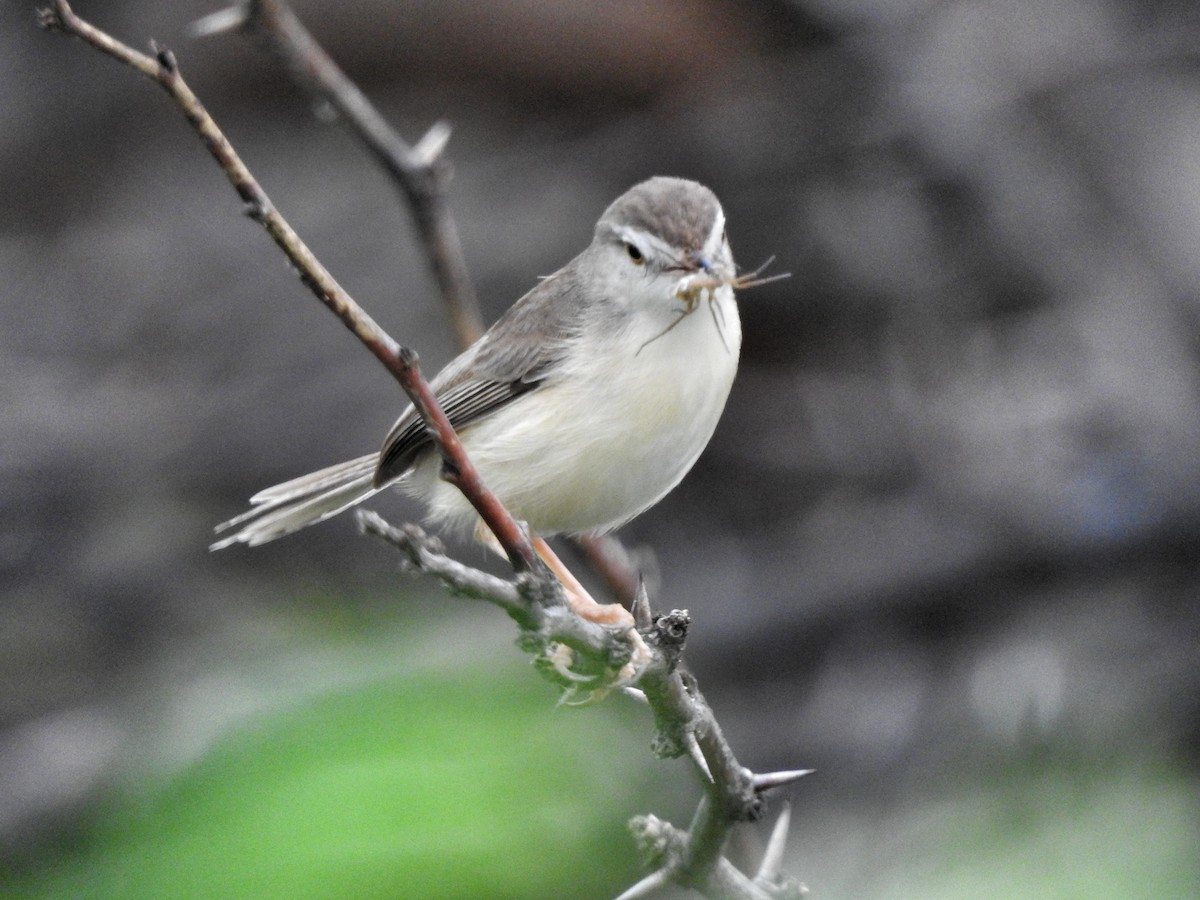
<box><xmin>3</xmin><ymin>0</ymin><xmax>1199</xmax><ymax>896</ymax></box>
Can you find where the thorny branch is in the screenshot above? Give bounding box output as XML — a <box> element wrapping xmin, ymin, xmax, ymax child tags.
<box><xmin>363</xmin><ymin>510</ymin><xmax>811</xmax><ymax>897</ymax></box>
<box><xmin>40</xmin><ymin>3</ymin><xmax>808</xmax><ymax>895</ymax></box>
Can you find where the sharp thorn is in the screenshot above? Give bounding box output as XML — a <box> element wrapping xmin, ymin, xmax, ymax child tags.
<box><xmin>412</xmin><ymin>120</ymin><xmax>452</xmax><ymax>166</ymax></box>
<box><xmin>756</xmin><ymin>801</ymin><xmax>791</xmax><ymax>881</ymax></box>
<box><xmin>188</xmin><ymin>4</ymin><xmax>249</xmax><ymax>39</ymax></box>
<box><xmin>631</xmin><ymin>576</ymin><xmax>652</xmax><ymax>628</ymax></box>
<box><xmin>613</xmin><ymin>868</ymin><xmax>672</xmax><ymax>900</ymax></box>
<box><xmin>752</xmin><ymin>768</ymin><xmax>814</xmax><ymax>792</ymax></box>
<box><xmin>684</xmin><ymin>731</ymin><xmax>712</xmax><ymax>783</ymax></box>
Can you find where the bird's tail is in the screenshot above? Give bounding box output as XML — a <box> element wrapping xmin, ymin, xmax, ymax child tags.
<box><xmin>211</xmin><ymin>453</ymin><xmax>383</xmax><ymax>550</ymax></box>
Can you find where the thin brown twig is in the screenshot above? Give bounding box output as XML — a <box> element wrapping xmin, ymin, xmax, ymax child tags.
<box><xmin>37</xmin><ymin>0</ymin><xmax>539</xmax><ymax>574</ymax></box>
<box><xmin>199</xmin><ymin>0</ymin><xmax>644</xmax><ymax>605</ymax></box>
<box><xmin>194</xmin><ymin>0</ymin><xmax>485</xmax><ymax>350</ymax></box>
<box><xmin>570</xmin><ymin>532</ymin><xmax>642</xmax><ymax>605</ymax></box>
<box><xmin>355</xmin><ymin>511</ymin><xmax>632</xmax><ymax>674</ymax></box>
<box><xmin>393</xmin><ymin>346</ymin><xmax>546</xmax><ymax>573</ymax></box>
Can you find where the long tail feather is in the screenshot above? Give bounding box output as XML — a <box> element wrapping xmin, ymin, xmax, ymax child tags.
<box><xmin>211</xmin><ymin>453</ymin><xmax>383</xmax><ymax>549</ymax></box>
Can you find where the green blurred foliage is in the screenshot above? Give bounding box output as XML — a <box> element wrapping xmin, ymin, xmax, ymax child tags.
<box><xmin>805</xmin><ymin>754</ymin><xmax>1200</xmax><ymax>900</ymax></box>
<box><xmin>892</xmin><ymin>762</ymin><xmax>1200</xmax><ymax>899</ymax></box>
<box><xmin>2</xmin><ymin>599</ymin><xmax>1194</xmax><ymax>900</ymax></box>
<box><xmin>1</xmin><ymin>667</ymin><xmax>649</xmax><ymax>899</ymax></box>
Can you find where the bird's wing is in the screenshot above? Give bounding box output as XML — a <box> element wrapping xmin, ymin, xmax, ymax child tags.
<box><xmin>373</xmin><ymin>265</ymin><xmax>584</xmax><ymax>486</ymax></box>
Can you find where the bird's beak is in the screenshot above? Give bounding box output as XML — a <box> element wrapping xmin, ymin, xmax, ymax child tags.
<box><xmin>686</xmin><ymin>251</ymin><xmax>715</xmax><ymax>274</ymax></box>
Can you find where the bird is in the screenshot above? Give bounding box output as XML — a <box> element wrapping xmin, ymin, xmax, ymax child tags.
<box><xmin>213</xmin><ymin>177</ymin><xmax>771</xmax><ymax>631</ymax></box>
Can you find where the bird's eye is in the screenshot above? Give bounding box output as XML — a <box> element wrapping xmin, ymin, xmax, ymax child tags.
<box><xmin>625</xmin><ymin>242</ymin><xmax>645</xmax><ymax>265</ymax></box>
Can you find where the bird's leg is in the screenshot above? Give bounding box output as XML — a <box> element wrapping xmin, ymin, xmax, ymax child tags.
<box><xmin>531</xmin><ymin>536</ymin><xmax>627</xmax><ymax>624</ymax></box>
<box><xmin>473</xmin><ymin>523</ymin><xmax>650</xmax><ymax>688</ymax></box>
<box><xmin>530</xmin><ymin>536</ymin><xmax>651</xmax><ymax>690</ymax></box>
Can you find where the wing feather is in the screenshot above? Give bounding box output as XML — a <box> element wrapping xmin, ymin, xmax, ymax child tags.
<box><xmin>373</xmin><ymin>264</ymin><xmax>585</xmax><ymax>486</ymax></box>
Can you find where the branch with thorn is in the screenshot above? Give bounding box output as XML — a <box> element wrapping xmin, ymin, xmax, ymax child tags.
<box><xmin>40</xmin><ymin>2</ymin><xmax>809</xmax><ymax>895</ymax></box>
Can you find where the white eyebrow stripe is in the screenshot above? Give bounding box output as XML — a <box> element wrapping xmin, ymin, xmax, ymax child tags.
<box><xmin>703</xmin><ymin>208</ymin><xmax>726</xmax><ymax>258</ymax></box>
<box><xmin>614</xmin><ymin>225</ymin><xmax>676</xmax><ymax>260</ymax></box>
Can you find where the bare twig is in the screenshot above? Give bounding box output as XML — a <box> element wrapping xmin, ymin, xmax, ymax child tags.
<box><xmin>356</xmin><ymin>512</ymin><xmax>526</xmax><ymax>613</ymax></box>
<box><xmin>390</xmin><ymin>346</ymin><xmax>542</xmax><ymax>573</ymax></box>
<box><xmin>356</xmin><ymin>510</ymin><xmax>636</xmax><ymax>679</ymax></box>
<box><xmin>628</xmin><ymin>812</ymin><xmax>799</xmax><ymax>900</ymax></box>
<box><xmin>193</xmin><ymin>0</ymin><xmax>484</xmax><ymax>349</ymax></box>
<box><xmin>38</xmin><ymin>0</ymin><xmax>540</xmax><ymax>575</ymax></box>
<box><xmin>571</xmin><ymin>532</ymin><xmax>643</xmax><ymax>605</ymax></box>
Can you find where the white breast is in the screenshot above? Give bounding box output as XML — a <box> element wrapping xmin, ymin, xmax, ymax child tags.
<box><xmin>411</xmin><ymin>284</ymin><xmax>741</xmax><ymax>537</ymax></box>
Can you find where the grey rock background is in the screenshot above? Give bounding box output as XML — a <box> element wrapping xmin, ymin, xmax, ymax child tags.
<box><xmin>4</xmin><ymin>0</ymin><xmax>1199</xmax><ymax>891</ymax></box>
